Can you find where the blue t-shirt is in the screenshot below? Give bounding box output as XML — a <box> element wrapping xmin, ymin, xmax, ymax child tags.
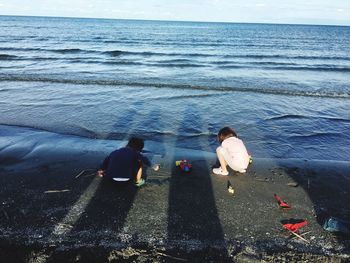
<box><xmin>101</xmin><ymin>147</ymin><xmax>142</xmax><ymax>180</ymax></box>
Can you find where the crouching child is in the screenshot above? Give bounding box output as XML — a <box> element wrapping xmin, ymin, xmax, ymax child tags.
<box><xmin>213</xmin><ymin>127</ymin><xmax>250</xmax><ymax>175</ymax></box>
<box><xmin>97</xmin><ymin>137</ymin><xmax>150</xmax><ymax>187</ymax></box>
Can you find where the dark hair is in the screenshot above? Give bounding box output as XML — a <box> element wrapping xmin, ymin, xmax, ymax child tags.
<box><xmin>218</xmin><ymin>127</ymin><xmax>237</xmax><ymax>143</ymax></box>
<box><xmin>127</xmin><ymin>137</ymin><xmax>144</xmax><ymax>152</ymax></box>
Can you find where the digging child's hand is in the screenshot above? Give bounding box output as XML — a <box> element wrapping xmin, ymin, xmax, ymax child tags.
<box><xmin>97</xmin><ymin>170</ymin><xmax>105</xmax><ymax>177</ymax></box>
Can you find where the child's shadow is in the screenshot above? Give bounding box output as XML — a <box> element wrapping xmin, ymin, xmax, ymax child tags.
<box><xmin>167</xmin><ymin>104</ymin><xmax>227</xmax><ymax>246</ymax></box>
<box><xmin>69</xmin><ymin>178</ymin><xmax>138</xmax><ymax>237</ymax></box>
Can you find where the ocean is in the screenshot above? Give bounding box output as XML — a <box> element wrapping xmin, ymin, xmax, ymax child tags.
<box><xmin>0</xmin><ymin>15</ymin><xmax>349</xmax><ymax>161</ymax></box>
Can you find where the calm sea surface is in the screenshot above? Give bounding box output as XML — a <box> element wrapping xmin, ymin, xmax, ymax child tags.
<box><xmin>0</xmin><ymin>16</ymin><xmax>349</xmax><ymax>161</ymax></box>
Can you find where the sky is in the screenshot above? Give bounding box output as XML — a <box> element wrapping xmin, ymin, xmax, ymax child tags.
<box><xmin>0</xmin><ymin>0</ymin><xmax>349</xmax><ymax>26</ymax></box>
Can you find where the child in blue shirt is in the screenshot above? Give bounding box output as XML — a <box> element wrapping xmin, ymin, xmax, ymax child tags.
<box><xmin>97</xmin><ymin>137</ymin><xmax>150</xmax><ymax>187</ymax></box>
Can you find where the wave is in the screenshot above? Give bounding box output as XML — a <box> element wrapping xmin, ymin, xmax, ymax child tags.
<box><xmin>266</xmin><ymin>114</ymin><xmax>310</xmax><ymax>121</ymax></box>
<box><xmin>157</xmin><ymin>59</ymin><xmax>194</xmax><ymax>63</ymax></box>
<box><xmin>103</xmin><ymin>50</ymin><xmax>124</xmax><ymax>56</ymax></box>
<box><xmin>0</xmin><ymin>123</ymin><xmax>217</xmax><ymax>157</ymax></box>
<box><xmin>223</xmin><ymin>54</ymin><xmax>350</xmax><ymax>60</ymax></box>
<box><xmin>92</xmin><ymin>36</ymin><xmax>104</xmax><ymax>40</ymax></box>
<box><xmin>274</xmin><ymin>65</ymin><xmax>350</xmax><ymax>72</ymax></box>
<box><xmin>48</xmin><ymin>48</ymin><xmax>85</xmax><ymax>54</ymax></box>
<box><xmin>266</xmin><ymin>114</ymin><xmax>350</xmax><ymax>123</ymax></box>
<box><xmin>103</xmin><ymin>50</ymin><xmax>179</xmax><ymax>57</ymax></box>
<box><xmin>0</xmin><ymin>47</ymin><xmax>98</xmax><ymax>55</ymax></box>
<box><xmin>0</xmin><ymin>74</ymin><xmax>349</xmax><ymax>99</ymax></box>
<box><xmin>1</xmin><ymin>46</ymin><xmax>349</xmax><ymax>62</ymax></box>
<box><xmin>101</xmin><ymin>50</ymin><xmax>216</xmax><ymax>58</ymax></box>
<box><xmin>148</xmin><ymin>41</ymin><xmax>279</xmax><ymax>48</ymax></box>
<box><xmin>0</xmin><ymin>47</ymin><xmax>43</xmax><ymax>52</ymax></box>
<box><xmin>149</xmin><ymin>62</ymin><xmax>206</xmax><ymax>68</ymax></box>
<box><xmin>101</xmin><ymin>60</ymin><xmax>206</xmax><ymax>68</ymax></box>
<box><xmin>0</xmin><ymin>122</ymin><xmax>174</xmax><ymax>143</ymax></box>
<box><xmin>290</xmin><ymin>132</ymin><xmax>342</xmax><ymax>139</ymax></box>
<box><xmin>0</xmin><ymin>47</ymin><xmax>213</xmax><ymax>59</ymax></box>
<box><xmin>0</xmin><ymin>123</ymin><xmax>98</xmax><ymax>142</ymax></box>
<box><xmin>1</xmin><ymin>53</ymin><xmax>348</xmax><ymax>72</ymax></box>
<box><xmin>217</xmin><ymin>64</ymin><xmax>350</xmax><ymax>72</ymax></box>
<box><xmin>214</xmin><ymin>61</ymin><xmax>300</xmax><ymax>66</ymax></box>
<box><xmin>103</xmin><ymin>40</ymin><xmax>139</xmax><ymax>44</ymax></box>
<box><xmin>146</xmin><ymin>93</ymin><xmax>223</xmax><ymax>101</ymax></box>
<box><xmin>44</xmin><ymin>49</ymin><xmax>159</xmax><ymax>58</ymax></box>
<box><xmin>101</xmin><ymin>49</ymin><xmax>350</xmax><ymax>61</ymax></box>
<box><xmin>0</xmin><ymin>54</ymin><xmax>18</xmax><ymax>60</ymax></box>
<box><xmin>101</xmin><ymin>61</ymin><xmax>144</xmax><ymax>66</ymax></box>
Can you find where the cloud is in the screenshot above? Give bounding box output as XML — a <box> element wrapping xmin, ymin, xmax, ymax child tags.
<box><xmin>0</xmin><ymin>0</ymin><xmax>349</xmax><ymax>25</ymax></box>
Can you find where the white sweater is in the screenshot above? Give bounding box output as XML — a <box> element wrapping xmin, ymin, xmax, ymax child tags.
<box><xmin>221</xmin><ymin>137</ymin><xmax>250</xmax><ymax>170</ymax></box>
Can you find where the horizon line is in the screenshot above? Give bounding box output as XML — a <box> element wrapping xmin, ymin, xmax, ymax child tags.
<box><xmin>1</xmin><ymin>14</ymin><xmax>349</xmax><ymax>27</ymax></box>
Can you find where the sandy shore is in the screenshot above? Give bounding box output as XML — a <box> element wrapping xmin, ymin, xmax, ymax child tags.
<box><xmin>0</xmin><ymin>125</ymin><xmax>349</xmax><ymax>262</ymax></box>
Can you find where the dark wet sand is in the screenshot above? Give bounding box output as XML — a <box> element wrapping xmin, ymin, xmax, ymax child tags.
<box><xmin>0</xmin><ymin>136</ymin><xmax>350</xmax><ymax>262</ymax></box>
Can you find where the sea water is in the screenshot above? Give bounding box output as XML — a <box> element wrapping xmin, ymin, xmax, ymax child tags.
<box><xmin>0</xmin><ymin>16</ymin><xmax>349</xmax><ymax>161</ymax></box>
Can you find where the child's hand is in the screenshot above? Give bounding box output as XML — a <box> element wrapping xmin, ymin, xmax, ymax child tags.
<box><xmin>97</xmin><ymin>170</ymin><xmax>105</xmax><ymax>177</ymax></box>
<box><xmin>152</xmin><ymin>164</ymin><xmax>160</xmax><ymax>171</ymax></box>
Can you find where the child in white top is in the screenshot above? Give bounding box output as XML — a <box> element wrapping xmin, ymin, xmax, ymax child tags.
<box><xmin>213</xmin><ymin>127</ymin><xmax>250</xmax><ymax>175</ymax></box>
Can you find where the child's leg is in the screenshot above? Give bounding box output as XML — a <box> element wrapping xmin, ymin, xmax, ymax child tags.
<box><xmin>216</xmin><ymin>147</ymin><xmax>228</xmax><ymax>173</ymax></box>
<box><xmin>134</xmin><ymin>165</ymin><xmax>146</xmax><ymax>187</ymax></box>
<box><xmin>217</xmin><ymin>147</ymin><xmax>247</xmax><ymax>174</ymax></box>
<box><xmin>135</xmin><ymin>166</ymin><xmax>143</xmax><ymax>183</ymax></box>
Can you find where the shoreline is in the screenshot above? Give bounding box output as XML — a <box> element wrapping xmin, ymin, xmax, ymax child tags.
<box><xmin>0</xmin><ymin>125</ymin><xmax>349</xmax><ymax>262</ymax></box>
<box><xmin>1</xmin><ymin>124</ymin><xmax>350</xmax><ymax>164</ymax></box>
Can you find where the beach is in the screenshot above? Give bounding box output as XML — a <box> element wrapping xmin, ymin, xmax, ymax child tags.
<box><xmin>0</xmin><ymin>125</ymin><xmax>349</xmax><ymax>262</ymax></box>
<box><xmin>1</xmin><ymin>16</ymin><xmax>350</xmax><ymax>262</ymax></box>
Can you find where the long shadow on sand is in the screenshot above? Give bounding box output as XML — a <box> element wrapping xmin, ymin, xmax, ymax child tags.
<box><xmin>67</xmin><ymin>179</ymin><xmax>138</xmax><ymax>240</ymax></box>
<box><xmin>282</xmin><ymin>160</ymin><xmax>350</xmax><ymax>244</ymax></box>
<box><xmin>253</xmin><ymin>115</ymin><xmax>350</xmax><ymax>246</ymax></box>
<box><xmin>166</xmin><ymin>104</ymin><xmax>229</xmax><ymax>259</ymax></box>
<box><xmin>64</xmin><ymin>101</ymin><xmax>145</xmax><ymax>246</ymax></box>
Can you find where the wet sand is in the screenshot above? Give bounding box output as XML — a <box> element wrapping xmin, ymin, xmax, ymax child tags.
<box><xmin>0</xmin><ymin>126</ymin><xmax>349</xmax><ymax>262</ymax></box>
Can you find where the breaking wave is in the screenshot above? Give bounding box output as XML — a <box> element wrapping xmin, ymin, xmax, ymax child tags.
<box><xmin>0</xmin><ymin>74</ymin><xmax>349</xmax><ymax>99</ymax></box>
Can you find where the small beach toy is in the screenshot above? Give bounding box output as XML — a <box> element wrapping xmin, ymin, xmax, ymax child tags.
<box><xmin>323</xmin><ymin>217</ymin><xmax>350</xmax><ymax>235</ymax></box>
<box><xmin>274</xmin><ymin>193</ymin><xmax>291</xmax><ymax>209</ymax></box>
<box><xmin>248</xmin><ymin>153</ymin><xmax>253</xmax><ymax>164</ymax></box>
<box><xmin>282</xmin><ymin>219</ymin><xmax>308</xmax><ymax>232</ymax></box>
<box><xmin>281</xmin><ymin>219</ymin><xmax>309</xmax><ymax>242</ymax></box>
<box><xmin>227</xmin><ymin>180</ymin><xmax>234</xmax><ymax>194</ymax></box>
<box><xmin>176</xmin><ymin>160</ymin><xmax>192</xmax><ymax>172</ymax></box>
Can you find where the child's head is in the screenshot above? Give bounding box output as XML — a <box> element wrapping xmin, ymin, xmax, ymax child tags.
<box><xmin>127</xmin><ymin>137</ymin><xmax>144</xmax><ymax>152</ymax></box>
<box><xmin>217</xmin><ymin>127</ymin><xmax>237</xmax><ymax>143</ymax></box>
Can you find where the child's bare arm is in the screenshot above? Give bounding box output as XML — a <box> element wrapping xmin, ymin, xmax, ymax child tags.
<box><xmin>97</xmin><ymin>155</ymin><xmax>110</xmax><ymax>177</ymax></box>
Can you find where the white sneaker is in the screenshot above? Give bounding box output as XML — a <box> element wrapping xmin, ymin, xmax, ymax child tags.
<box><xmin>238</xmin><ymin>169</ymin><xmax>246</xmax><ymax>173</ymax></box>
<box><xmin>212</xmin><ymin>168</ymin><xmax>229</xmax><ymax>176</ymax></box>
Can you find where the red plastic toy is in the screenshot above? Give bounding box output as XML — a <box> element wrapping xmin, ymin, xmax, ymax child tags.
<box><xmin>283</xmin><ymin>220</ymin><xmax>308</xmax><ymax>232</ymax></box>
<box><xmin>274</xmin><ymin>193</ymin><xmax>291</xmax><ymax>209</ymax></box>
